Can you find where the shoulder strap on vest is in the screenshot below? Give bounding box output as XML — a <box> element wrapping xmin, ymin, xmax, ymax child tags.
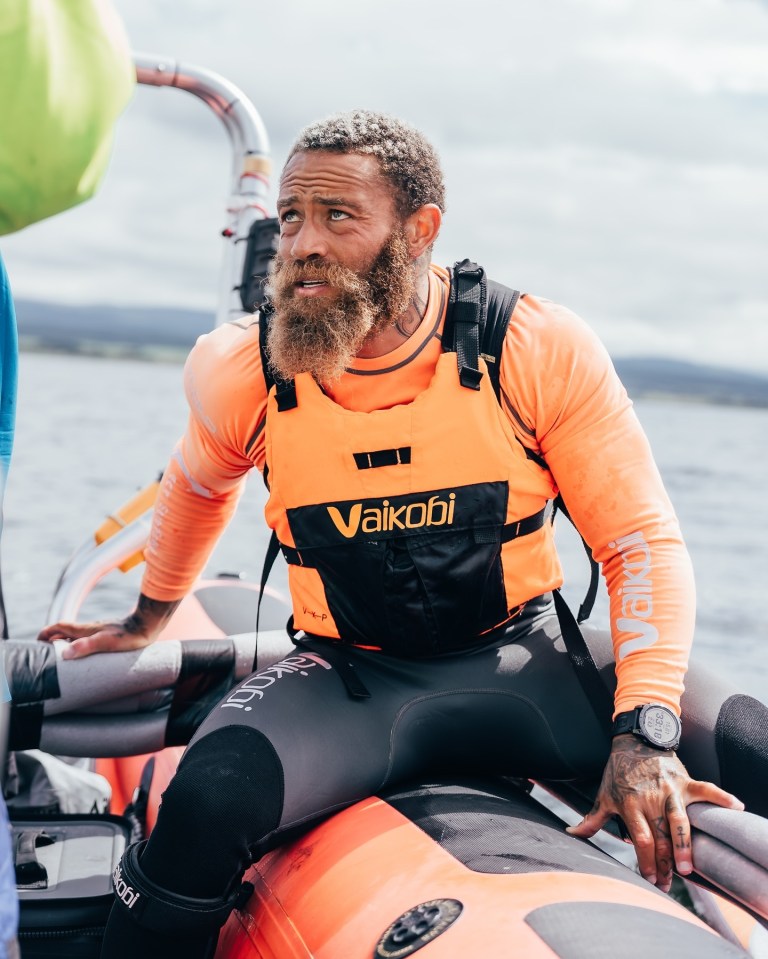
<box><xmin>258</xmin><ymin>303</ymin><xmax>297</xmax><ymax>411</ymax></box>
<box><xmin>445</xmin><ymin>260</ymin><xmax>599</xmax><ymax>625</ymax></box>
<box><xmin>445</xmin><ymin>259</ymin><xmax>486</xmax><ymax>390</ymax></box>
<box><xmin>483</xmin><ymin>280</ymin><xmax>521</xmax><ymax>401</ymax></box>
<box><xmin>444</xmin><ymin>260</ymin><xmax>521</xmax><ymax>399</ymax></box>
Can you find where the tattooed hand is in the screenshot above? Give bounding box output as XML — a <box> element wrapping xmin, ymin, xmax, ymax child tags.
<box><xmin>38</xmin><ymin>593</ymin><xmax>181</xmax><ymax>659</ymax></box>
<box><xmin>566</xmin><ymin>733</ymin><xmax>744</xmax><ymax>892</ymax></box>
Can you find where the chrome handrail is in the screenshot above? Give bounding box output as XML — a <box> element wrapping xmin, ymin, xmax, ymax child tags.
<box><xmin>47</xmin><ymin>54</ymin><xmax>272</xmax><ymax>621</ymax></box>
<box><xmin>47</xmin><ymin>517</ymin><xmax>152</xmax><ymax>622</ymax></box>
<box><xmin>134</xmin><ymin>52</ymin><xmax>272</xmax><ymax>327</ymax></box>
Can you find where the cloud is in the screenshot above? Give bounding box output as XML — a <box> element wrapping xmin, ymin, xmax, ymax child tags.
<box><xmin>2</xmin><ymin>0</ymin><xmax>767</xmax><ymax>371</ymax></box>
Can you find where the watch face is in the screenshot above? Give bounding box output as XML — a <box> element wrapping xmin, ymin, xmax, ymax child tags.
<box><xmin>639</xmin><ymin>705</ymin><xmax>680</xmax><ymax>748</ymax></box>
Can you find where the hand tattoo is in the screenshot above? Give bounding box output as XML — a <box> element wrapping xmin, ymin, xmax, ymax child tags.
<box><xmin>606</xmin><ymin>734</ymin><xmax>683</xmax><ymax>806</ymax></box>
<box><xmin>654</xmin><ymin>816</ymin><xmax>671</xmax><ymax>839</ymax></box>
<box><xmin>674</xmin><ymin>825</ymin><xmax>691</xmax><ymax>850</ymax></box>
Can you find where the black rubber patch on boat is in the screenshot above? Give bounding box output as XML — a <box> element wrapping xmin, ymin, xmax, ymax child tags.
<box><xmin>382</xmin><ymin>779</ymin><xmax>650</xmax><ymax>887</ymax></box>
<box><xmin>524</xmin><ymin>902</ymin><xmax>746</xmax><ymax>958</ymax></box>
<box><xmin>166</xmin><ymin>641</ymin><xmax>238</xmax><ymax>746</ymax></box>
<box><xmin>716</xmin><ymin>693</ymin><xmax>768</xmax><ymax>818</ymax></box>
<box><xmin>375</xmin><ymin>899</ymin><xmax>462</xmax><ymax>958</ymax></box>
<box><xmin>194</xmin><ymin>584</ymin><xmax>285</xmax><ymax>635</ymax></box>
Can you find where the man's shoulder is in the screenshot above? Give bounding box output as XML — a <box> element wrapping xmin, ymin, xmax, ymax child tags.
<box><xmin>191</xmin><ymin>315</ymin><xmax>261</xmax><ymax>360</ymax></box>
<box><xmin>499</xmin><ymin>292</ymin><xmax>614</xmax><ymax>400</ymax></box>
<box><xmin>185</xmin><ymin>315</ymin><xmax>267</xmax><ymax>423</ymax></box>
<box><xmin>503</xmin><ymin>292</ymin><xmax>598</xmax><ymax>355</ymax></box>
<box><xmin>187</xmin><ymin>316</ymin><xmax>265</xmax><ymax>381</ymax></box>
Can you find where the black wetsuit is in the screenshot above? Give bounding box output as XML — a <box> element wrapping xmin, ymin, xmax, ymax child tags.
<box><xmin>100</xmin><ymin>596</ymin><xmax>768</xmax><ymax>958</ymax></box>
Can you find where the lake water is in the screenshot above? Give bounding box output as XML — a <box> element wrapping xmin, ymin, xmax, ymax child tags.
<box><xmin>3</xmin><ymin>351</ymin><xmax>767</xmax><ymax>701</ymax></box>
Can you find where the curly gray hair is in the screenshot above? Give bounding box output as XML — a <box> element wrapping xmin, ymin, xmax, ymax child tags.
<box><xmin>286</xmin><ymin>110</ymin><xmax>446</xmax><ymax>217</ymax></box>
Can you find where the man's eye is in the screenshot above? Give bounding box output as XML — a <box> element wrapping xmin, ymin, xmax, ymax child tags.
<box><xmin>329</xmin><ymin>209</ymin><xmax>349</xmax><ymax>221</ymax></box>
<box><xmin>280</xmin><ymin>210</ymin><xmax>300</xmax><ymax>223</ymax></box>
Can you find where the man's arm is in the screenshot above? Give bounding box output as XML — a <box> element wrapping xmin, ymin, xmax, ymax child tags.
<box><xmin>37</xmin><ymin>592</ymin><xmax>181</xmax><ymax>659</ymax></box>
<box><xmin>500</xmin><ymin>295</ymin><xmax>743</xmax><ymax>889</ymax></box>
<box><xmin>39</xmin><ymin>321</ymin><xmax>267</xmax><ymax>656</ymax></box>
<box><xmin>36</xmin><ymin>453</ymin><xmax>245</xmax><ymax>656</ymax></box>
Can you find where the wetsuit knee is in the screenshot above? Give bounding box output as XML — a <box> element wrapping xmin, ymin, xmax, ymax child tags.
<box><xmin>140</xmin><ymin>725</ymin><xmax>285</xmax><ymax>897</ymax></box>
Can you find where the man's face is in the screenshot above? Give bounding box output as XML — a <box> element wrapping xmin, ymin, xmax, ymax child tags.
<box><xmin>265</xmin><ymin>150</ymin><xmax>415</xmax><ymax>383</ymax></box>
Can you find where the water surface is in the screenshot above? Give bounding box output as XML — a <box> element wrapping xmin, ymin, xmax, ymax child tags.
<box><xmin>4</xmin><ymin>352</ymin><xmax>766</xmax><ymax>700</ymax></box>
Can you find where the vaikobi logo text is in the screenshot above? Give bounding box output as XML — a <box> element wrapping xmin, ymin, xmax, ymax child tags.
<box><xmin>327</xmin><ymin>493</ymin><xmax>456</xmax><ymax>538</ymax></box>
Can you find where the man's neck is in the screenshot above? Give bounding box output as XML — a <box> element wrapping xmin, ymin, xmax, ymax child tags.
<box><xmin>356</xmin><ymin>269</ymin><xmax>430</xmax><ymax>359</ymax></box>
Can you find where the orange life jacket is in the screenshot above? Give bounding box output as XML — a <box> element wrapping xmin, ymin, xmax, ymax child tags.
<box><xmin>263</xmin><ymin>347</ymin><xmax>563</xmax><ymax>656</ymax></box>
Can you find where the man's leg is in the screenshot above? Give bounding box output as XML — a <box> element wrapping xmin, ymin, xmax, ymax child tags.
<box><xmin>100</xmin><ymin>645</ymin><xmax>439</xmax><ymax>958</ymax></box>
<box><xmin>102</xmin><ymin>600</ymin><xmax>685</xmax><ymax>957</ymax></box>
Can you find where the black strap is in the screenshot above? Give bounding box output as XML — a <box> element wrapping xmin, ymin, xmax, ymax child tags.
<box><xmin>253</xmin><ymin>530</ymin><xmax>282</xmax><ymax>672</ymax></box>
<box><xmin>552</xmin><ymin>588</ymin><xmax>613</xmax><ymax>730</ymax></box>
<box><xmin>278</xmin><ymin>505</ymin><xmax>551</xmax><ymax>569</ymax></box>
<box><xmin>8</xmin><ymin>702</ymin><xmax>44</xmax><ymax>751</ymax></box>
<box><xmin>551</xmin><ymin>496</ymin><xmax>600</xmax><ymax>624</ymax></box>
<box><xmin>482</xmin><ymin>280</ymin><xmax>520</xmax><ymax>401</ymax></box>
<box><xmin>447</xmin><ymin>259</ymin><xmax>486</xmax><ymax>390</ymax></box>
<box><xmin>353</xmin><ymin>447</ymin><xmax>411</xmax><ymax>470</ymax></box>
<box><xmin>500</xmin><ymin>504</ymin><xmax>551</xmax><ymax>542</ymax></box>
<box><xmin>290</xmin><ymin>631</ymin><xmax>371</xmax><ymax>701</ymax></box>
<box><xmin>116</xmin><ymin>840</ymin><xmax>254</xmax><ymax>934</ymax></box>
<box><xmin>258</xmin><ymin>304</ymin><xmax>297</xmax><ymax>411</ymax></box>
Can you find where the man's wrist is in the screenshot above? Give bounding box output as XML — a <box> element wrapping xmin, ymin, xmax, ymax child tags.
<box><xmin>127</xmin><ymin>594</ymin><xmax>182</xmax><ymax>636</ymax></box>
<box><xmin>611</xmin><ymin>704</ymin><xmax>681</xmax><ymax>750</ymax></box>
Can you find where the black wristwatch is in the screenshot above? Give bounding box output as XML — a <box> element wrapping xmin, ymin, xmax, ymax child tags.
<box><xmin>611</xmin><ymin>704</ymin><xmax>681</xmax><ymax>750</ymax></box>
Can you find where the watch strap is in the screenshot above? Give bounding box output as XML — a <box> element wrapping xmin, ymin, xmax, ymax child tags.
<box><xmin>611</xmin><ymin>708</ymin><xmax>640</xmax><ymax>738</ymax></box>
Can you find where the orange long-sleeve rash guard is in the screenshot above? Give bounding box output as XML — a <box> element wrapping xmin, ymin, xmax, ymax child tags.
<box><xmin>142</xmin><ymin>265</ymin><xmax>695</xmax><ymax>716</ymax></box>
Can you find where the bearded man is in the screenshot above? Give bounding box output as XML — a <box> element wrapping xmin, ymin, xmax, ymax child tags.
<box><xmin>41</xmin><ymin>111</ymin><xmax>744</xmax><ymax>959</ymax></box>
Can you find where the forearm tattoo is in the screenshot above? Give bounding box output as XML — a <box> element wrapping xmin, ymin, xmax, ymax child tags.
<box><xmin>123</xmin><ymin>594</ymin><xmax>182</xmax><ymax>634</ymax></box>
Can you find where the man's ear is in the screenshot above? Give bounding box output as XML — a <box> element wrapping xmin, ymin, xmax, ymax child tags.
<box><xmin>404</xmin><ymin>204</ymin><xmax>442</xmax><ymax>259</ymax></box>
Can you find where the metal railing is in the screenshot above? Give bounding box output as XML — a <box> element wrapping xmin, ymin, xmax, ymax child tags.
<box><xmin>47</xmin><ymin>54</ymin><xmax>272</xmax><ymax>622</ymax></box>
<box><xmin>134</xmin><ymin>52</ymin><xmax>272</xmax><ymax>326</ymax></box>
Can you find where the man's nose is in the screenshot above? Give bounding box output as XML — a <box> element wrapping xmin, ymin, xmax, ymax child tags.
<box><xmin>288</xmin><ymin>219</ymin><xmax>328</xmax><ymax>261</ymax></box>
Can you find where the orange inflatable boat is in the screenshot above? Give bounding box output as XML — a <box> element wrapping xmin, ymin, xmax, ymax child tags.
<box><xmin>6</xmin><ymin>569</ymin><xmax>767</xmax><ymax>958</ymax></box>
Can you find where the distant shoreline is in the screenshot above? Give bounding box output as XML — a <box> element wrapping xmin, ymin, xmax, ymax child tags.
<box><xmin>18</xmin><ymin>335</ymin><xmax>189</xmax><ymax>365</ymax></box>
<box><xmin>18</xmin><ymin>337</ymin><xmax>768</xmax><ymax>410</ymax></box>
<box><xmin>15</xmin><ymin>297</ymin><xmax>768</xmax><ymax>410</ymax></box>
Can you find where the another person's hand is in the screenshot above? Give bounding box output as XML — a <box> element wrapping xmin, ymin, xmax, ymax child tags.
<box><xmin>38</xmin><ymin>594</ymin><xmax>181</xmax><ymax>659</ymax></box>
<box><xmin>566</xmin><ymin>733</ymin><xmax>744</xmax><ymax>892</ymax></box>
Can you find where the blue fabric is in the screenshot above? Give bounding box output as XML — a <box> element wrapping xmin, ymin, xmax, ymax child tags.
<box><xmin>0</xmin><ymin>253</ymin><xmax>18</xmax><ymax>955</ymax></box>
<box><xmin>0</xmin><ymin>254</ymin><xmax>17</xmax><ymax>496</ymax></box>
<box><xmin>0</xmin><ymin>796</ymin><xmax>16</xmax><ymax>959</ymax></box>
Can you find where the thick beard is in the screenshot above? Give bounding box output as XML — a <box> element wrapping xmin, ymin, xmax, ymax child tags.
<box><xmin>264</xmin><ymin>229</ymin><xmax>415</xmax><ymax>383</ymax></box>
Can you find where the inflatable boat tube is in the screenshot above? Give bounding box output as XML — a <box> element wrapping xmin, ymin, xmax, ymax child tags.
<box><xmin>6</xmin><ymin>580</ymin><xmax>768</xmax><ymax>954</ymax></box>
<box><xmin>216</xmin><ymin>778</ymin><xmax>752</xmax><ymax>959</ymax></box>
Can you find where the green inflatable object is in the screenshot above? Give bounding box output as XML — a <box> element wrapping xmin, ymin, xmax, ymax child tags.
<box><xmin>0</xmin><ymin>0</ymin><xmax>135</xmax><ymax>235</ymax></box>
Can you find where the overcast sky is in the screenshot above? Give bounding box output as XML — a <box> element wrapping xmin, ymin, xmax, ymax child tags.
<box><xmin>2</xmin><ymin>0</ymin><xmax>768</xmax><ymax>372</ymax></box>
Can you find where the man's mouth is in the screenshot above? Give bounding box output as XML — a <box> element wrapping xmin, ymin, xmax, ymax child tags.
<box><xmin>294</xmin><ymin>278</ymin><xmax>331</xmax><ymax>297</ymax></box>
